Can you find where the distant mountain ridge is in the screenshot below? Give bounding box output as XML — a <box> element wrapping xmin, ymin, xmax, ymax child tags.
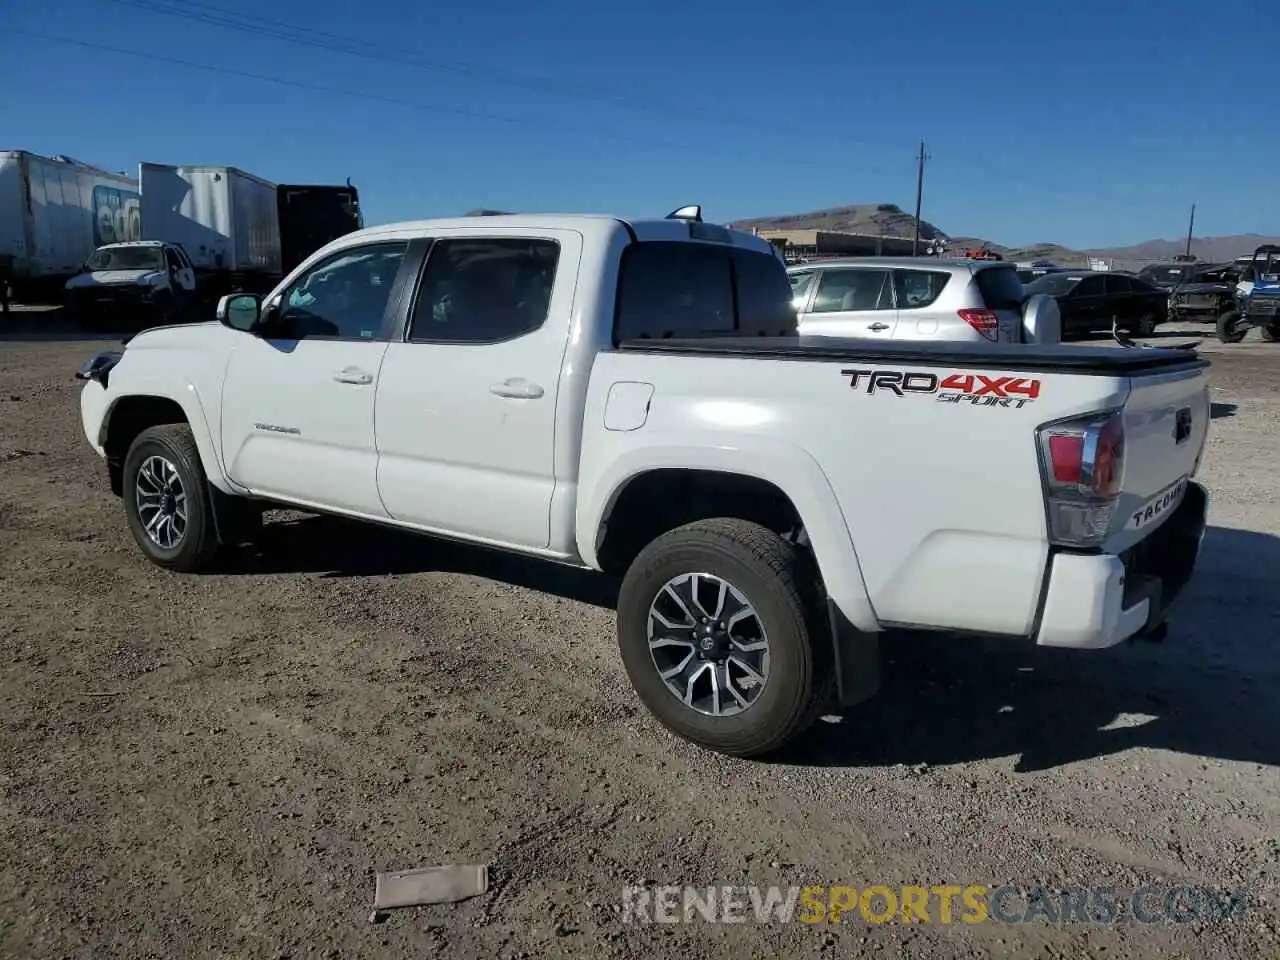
<box><xmin>727</xmin><ymin>204</ymin><xmax>1280</xmax><ymax>265</ymax></box>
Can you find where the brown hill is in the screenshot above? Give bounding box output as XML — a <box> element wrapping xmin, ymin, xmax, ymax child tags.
<box><xmin>728</xmin><ymin>204</ymin><xmax>949</xmax><ymax>242</ymax></box>
<box><xmin>729</xmin><ymin>204</ymin><xmax>1280</xmax><ymax>265</ymax></box>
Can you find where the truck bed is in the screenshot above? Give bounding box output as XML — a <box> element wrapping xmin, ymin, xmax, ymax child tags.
<box><xmin>616</xmin><ymin>336</ymin><xmax>1208</xmax><ymax>376</ymax></box>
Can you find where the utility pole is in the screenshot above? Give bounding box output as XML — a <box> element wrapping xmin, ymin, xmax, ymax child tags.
<box><xmin>1184</xmin><ymin>203</ymin><xmax>1196</xmax><ymax>259</ymax></box>
<box><xmin>913</xmin><ymin>140</ymin><xmax>929</xmax><ymax>256</ymax></box>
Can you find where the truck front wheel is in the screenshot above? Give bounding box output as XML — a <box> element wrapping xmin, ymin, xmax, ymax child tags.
<box><xmin>122</xmin><ymin>424</ymin><xmax>220</xmax><ymax>572</ymax></box>
<box><xmin>1261</xmin><ymin>324</ymin><xmax>1280</xmax><ymax>342</ymax></box>
<box><xmin>1217</xmin><ymin>310</ymin><xmax>1248</xmax><ymax>343</ymax></box>
<box><xmin>616</xmin><ymin>518</ymin><xmax>832</xmax><ymax>758</ymax></box>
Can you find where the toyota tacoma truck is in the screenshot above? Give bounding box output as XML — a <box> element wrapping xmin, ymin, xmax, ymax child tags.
<box><xmin>75</xmin><ymin>208</ymin><xmax>1212</xmax><ymax>758</ymax></box>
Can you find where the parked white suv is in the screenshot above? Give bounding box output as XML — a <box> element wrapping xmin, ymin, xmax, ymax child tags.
<box><xmin>789</xmin><ymin>257</ymin><xmax>1056</xmax><ymax>344</ymax></box>
<box><xmin>75</xmin><ymin>210</ymin><xmax>1207</xmax><ymax>758</ymax></box>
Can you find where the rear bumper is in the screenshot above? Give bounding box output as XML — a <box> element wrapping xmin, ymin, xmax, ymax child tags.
<box><xmin>1035</xmin><ymin>481</ymin><xmax>1208</xmax><ymax>649</ymax></box>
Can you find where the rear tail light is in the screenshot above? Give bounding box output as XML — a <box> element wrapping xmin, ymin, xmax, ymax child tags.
<box><xmin>1036</xmin><ymin>410</ymin><xmax>1126</xmax><ymax>547</ymax></box>
<box><xmin>958</xmin><ymin>308</ymin><xmax>999</xmax><ymax>341</ymax></box>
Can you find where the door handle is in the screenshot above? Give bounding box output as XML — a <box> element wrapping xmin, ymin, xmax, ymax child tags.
<box><xmin>333</xmin><ymin>368</ymin><xmax>373</xmax><ymax>385</ymax></box>
<box><xmin>489</xmin><ymin>378</ymin><xmax>544</xmax><ymax>399</ymax></box>
<box><xmin>868</xmin><ymin>322</ymin><xmax>890</xmax><ymax>332</ymax></box>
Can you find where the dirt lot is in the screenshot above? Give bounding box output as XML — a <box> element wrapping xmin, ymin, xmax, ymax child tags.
<box><xmin>1</xmin><ymin>311</ymin><xmax>1278</xmax><ymax>959</ymax></box>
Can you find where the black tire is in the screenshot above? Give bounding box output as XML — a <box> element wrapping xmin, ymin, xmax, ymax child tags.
<box><xmin>1217</xmin><ymin>310</ymin><xmax>1248</xmax><ymax>343</ymax></box>
<box><xmin>1261</xmin><ymin>324</ymin><xmax>1280</xmax><ymax>342</ymax></box>
<box><xmin>616</xmin><ymin>518</ymin><xmax>834</xmax><ymax>758</ymax></box>
<box><xmin>1129</xmin><ymin>311</ymin><xmax>1158</xmax><ymax>337</ymax></box>
<box><xmin>122</xmin><ymin>424</ymin><xmax>220</xmax><ymax>572</ymax></box>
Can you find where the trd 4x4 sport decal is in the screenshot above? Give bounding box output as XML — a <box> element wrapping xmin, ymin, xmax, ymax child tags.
<box><xmin>840</xmin><ymin>369</ymin><xmax>1041</xmax><ymax>408</ymax></box>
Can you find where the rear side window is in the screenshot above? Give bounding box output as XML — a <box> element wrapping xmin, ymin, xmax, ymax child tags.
<box><xmin>614</xmin><ymin>242</ymin><xmax>796</xmax><ymax>341</ymax></box>
<box><xmin>893</xmin><ymin>269</ymin><xmax>950</xmax><ymax>309</ymax></box>
<box><xmin>974</xmin><ymin>266</ymin><xmax>1026</xmax><ymax>310</ymax></box>
<box><xmin>811</xmin><ymin>269</ymin><xmax>893</xmax><ymax>312</ymax></box>
<box><xmin>409</xmin><ymin>237</ymin><xmax>560</xmax><ymax>343</ymax></box>
<box><xmin>1074</xmin><ymin>276</ymin><xmax>1105</xmax><ymax>296</ymax></box>
<box><xmin>1104</xmin><ymin>275</ymin><xmax>1133</xmax><ymax>294</ymax></box>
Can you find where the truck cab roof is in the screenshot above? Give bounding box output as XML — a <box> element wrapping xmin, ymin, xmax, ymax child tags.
<box><xmin>336</xmin><ymin>213</ymin><xmax>781</xmax><ymax>257</ymax></box>
<box><xmin>94</xmin><ymin>240</ymin><xmax>168</xmax><ymax>250</ymax></box>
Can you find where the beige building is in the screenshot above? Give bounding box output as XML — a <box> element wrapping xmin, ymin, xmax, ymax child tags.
<box><xmin>750</xmin><ymin>229</ymin><xmax>926</xmax><ymax>259</ymax></box>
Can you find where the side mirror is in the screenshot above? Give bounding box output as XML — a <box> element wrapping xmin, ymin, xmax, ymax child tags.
<box><xmin>217</xmin><ymin>293</ymin><xmax>262</xmax><ymax>332</ymax></box>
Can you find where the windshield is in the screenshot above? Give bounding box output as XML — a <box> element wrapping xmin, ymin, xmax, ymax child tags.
<box><xmin>85</xmin><ymin>246</ymin><xmax>164</xmax><ymax>272</ymax></box>
<box><xmin>1251</xmin><ymin>252</ymin><xmax>1280</xmax><ymax>280</ymax></box>
<box><xmin>1024</xmin><ymin>273</ymin><xmax>1082</xmax><ymax>296</ymax></box>
<box><xmin>1138</xmin><ymin>265</ymin><xmax>1197</xmax><ymax>286</ymax></box>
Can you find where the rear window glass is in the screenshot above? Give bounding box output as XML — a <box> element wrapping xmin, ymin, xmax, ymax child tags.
<box><xmin>614</xmin><ymin>242</ymin><xmax>796</xmax><ymax>342</ymax></box>
<box><xmin>894</xmin><ymin>269</ymin><xmax>950</xmax><ymax>309</ymax></box>
<box><xmin>1023</xmin><ymin>273</ymin><xmax>1081</xmax><ymax>296</ymax></box>
<box><xmin>734</xmin><ymin>248</ymin><xmax>799</xmax><ymax>335</ymax></box>
<box><xmin>1139</xmin><ymin>266</ymin><xmax>1192</xmax><ymax>285</ymax></box>
<box><xmin>974</xmin><ymin>266</ymin><xmax>1026</xmax><ymax>310</ymax></box>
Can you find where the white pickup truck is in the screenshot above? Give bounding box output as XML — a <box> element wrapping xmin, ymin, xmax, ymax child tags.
<box><xmin>76</xmin><ymin>208</ymin><xmax>1212</xmax><ymax>757</ymax></box>
<box><xmin>64</xmin><ymin>240</ymin><xmax>198</xmax><ymax>327</ymax></box>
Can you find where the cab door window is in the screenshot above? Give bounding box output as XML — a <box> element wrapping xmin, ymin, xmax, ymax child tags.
<box><xmin>276</xmin><ymin>241</ymin><xmax>409</xmax><ymax>340</ymax></box>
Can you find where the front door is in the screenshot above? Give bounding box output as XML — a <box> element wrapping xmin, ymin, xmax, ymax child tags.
<box><xmin>797</xmin><ymin>267</ymin><xmax>898</xmax><ymax>338</ymax></box>
<box><xmin>163</xmin><ymin>245</ymin><xmax>196</xmax><ymax>301</ymax></box>
<box><xmin>219</xmin><ymin>240</ymin><xmax>411</xmax><ymax>516</ymax></box>
<box><xmin>374</xmin><ymin>230</ymin><xmax>580</xmax><ymax>550</ymax></box>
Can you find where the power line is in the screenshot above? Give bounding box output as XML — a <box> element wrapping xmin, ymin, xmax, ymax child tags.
<box><xmin>99</xmin><ymin>0</ymin><xmax>900</xmax><ymax>151</ymax></box>
<box><xmin>10</xmin><ymin>28</ymin><xmax>790</xmax><ymax>161</ymax></box>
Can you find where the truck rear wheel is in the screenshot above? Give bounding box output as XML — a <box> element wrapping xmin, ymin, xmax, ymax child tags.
<box><xmin>1217</xmin><ymin>310</ymin><xmax>1248</xmax><ymax>343</ymax></box>
<box><xmin>616</xmin><ymin>518</ymin><xmax>832</xmax><ymax>757</ymax></box>
<box><xmin>122</xmin><ymin>424</ymin><xmax>220</xmax><ymax>572</ymax></box>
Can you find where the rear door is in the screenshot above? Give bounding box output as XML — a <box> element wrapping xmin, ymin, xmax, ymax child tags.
<box><xmin>973</xmin><ymin>265</ymin><xmax>1025</xmax><ymax>342</ymax></box>
<box><xmin>1102</xmin><ymin>274</ymin><xmax>1134</xmax><ymax>325</ymax></box>
<box><xmin>373</xmin><ymin>231</ymin><xmax>579</xmax><ymax>550</ymax></box>
<box><xmin>891</xmin><ymin>268</ymin><xmax>951</xmax><ymax>338</ymax></box>
<box><xmin>1067</xmin><ymin>275</ymin><xmax>1106</xmax><ymax>331</ymax></box>
<box><xmin>798</xmin><ymin>267</ymin><xmax>898</xmax><ymax>338</ymax></box>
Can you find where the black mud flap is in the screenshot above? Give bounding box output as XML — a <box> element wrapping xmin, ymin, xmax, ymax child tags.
<box><xmin>207</xmin><ymin>485</ymin><xmax>262</xmax><ymax>547</ymax></box>
<box><xmin>827</xmin><ymin>600</ymin><xmax>881</xmax><ymax>707</ymax></box>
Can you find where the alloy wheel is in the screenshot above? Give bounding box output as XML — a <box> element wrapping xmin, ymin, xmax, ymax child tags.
<box><xmin>134</xmin><ymin>455</ymin><xmax>188</xmax><ymax>549</ymax></box>
<box><xmin>647</xmin><ymin>572</ymin><xmax>771</xmax><ymax>717</ymax></box>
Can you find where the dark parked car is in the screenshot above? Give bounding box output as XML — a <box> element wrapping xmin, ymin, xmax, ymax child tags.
<box><xmin>1023</xmin><ymin>271</ymin><xmax>1168</xmax><ymax>337</ymax></box>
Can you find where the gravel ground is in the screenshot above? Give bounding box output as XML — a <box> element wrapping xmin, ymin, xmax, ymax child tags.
<box><xmin>1</xmin><ymin>310</ymin><xmax>1277</xmax><ymax>959</ymax></box>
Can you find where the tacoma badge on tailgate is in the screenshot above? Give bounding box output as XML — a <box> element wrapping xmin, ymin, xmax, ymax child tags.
<box><xmin>1128</xmin><ymin>478</ymin><xmax>1188</xmax><ymax>531</ymax></box>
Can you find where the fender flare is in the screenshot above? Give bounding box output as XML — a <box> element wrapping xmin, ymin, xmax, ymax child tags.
<box><xmin>99</xmin><ymin>383</ymin><xmax>240</xmax><ymax>495</ymax></box>
<box><xmin>577</xmin><ymin>439</ymin><xmax>880</xmax><ymax>633</ymax></box>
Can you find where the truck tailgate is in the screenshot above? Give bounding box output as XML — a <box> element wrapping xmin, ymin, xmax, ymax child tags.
<box><xmin>1110</xmin><ymin>364</ymin><xmax>1210</xmax><ymax>550</ymax></box>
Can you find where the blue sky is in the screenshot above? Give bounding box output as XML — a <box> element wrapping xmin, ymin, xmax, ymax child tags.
<box><xmin>2</xmin><ymin>0</ymin><xmax>1272</xmax><ymax>248</ymax></box>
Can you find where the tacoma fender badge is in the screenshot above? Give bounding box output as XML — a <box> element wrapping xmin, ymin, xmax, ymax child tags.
<box><xmin>254</xmin><ymin>423</ymin><xmax>302</xmax><ymax>435</ymax></box>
